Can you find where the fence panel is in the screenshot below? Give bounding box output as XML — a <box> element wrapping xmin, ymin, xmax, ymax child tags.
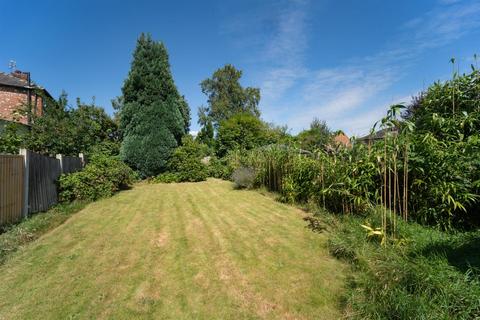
<box><xmin>0</xmin><ymin>155</ymin><xmax>24</xmax><ymax>225</ymax></box>
<box><xmin>28</xmin><ymin>151</ymin><xmax>61</xmax><ymax>214</ymax></box>
<box><xmin>61</xmin><ymin>156</ymin><xmax>83</xmax><ymax>174</ymax></box>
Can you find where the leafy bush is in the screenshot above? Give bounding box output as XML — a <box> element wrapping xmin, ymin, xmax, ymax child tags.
<box><xmin>232</xmin><ymin>167</ymin><xmax>256</xmax><ymax>189</ymax></box>
<box><xmin>26</xmin><ymin>92</ymin><xmax>119</xmax><ymax>156</ymax></box>
<box><xmin>152</xmin><ymin>172</ymin><xmax>180</xmax><ymax>183</ymax></box>
<box><xmin>216</xmin><ymin>113</ymin><xmax>270</xmax><ymax>157</ymax></box>
<box><xmin>87</xmin><ymin>140</ymin><xmax>120</xmax><ymax>157</ymax></box>
<box><xmin>167</xmin><ymin>135</ymin><xmax>208</xmax><ymax>182</ymax></box>
<box><xmin>245</xmin><ymin>143</ymin><xmax>375</xmax><ymax>214</ymax></box>
<box><xmin>243</xmin><ymin>145</ymin><xmax>295</xmax><ymax>192</ymax></box>
<box><xmin>296</xmin><ymin>118</ymin><xmax>332</xmax><ymax>152</ymax></box>
<box><xmin>206</xmin><ymin>156</ymin><xmax>233</xmax><ymax>180</ymax></box>
<box><xmin>0</xmin><ymin>121</ymin><xmax>25</xmax><ymax>154</ymax></box>
<box><xmin>408</xmin><ymin>131</ymin><xmax>480</xmax><ymax>228</ymax></box>
<box><xmin>59</xmin><ymin>154</ymin><xmax>136</xmax><ymax>202</ymax></box>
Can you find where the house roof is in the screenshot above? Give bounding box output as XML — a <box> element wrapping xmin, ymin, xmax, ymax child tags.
<box><xmin>0</xmin><ymin>72</ymin><xmax>53</xmax><ymax>98</ymax></box>
<box><xmin>357</xmin><ymin>127</ymin><xmax>398</xmax><ymax>141</ymax></box>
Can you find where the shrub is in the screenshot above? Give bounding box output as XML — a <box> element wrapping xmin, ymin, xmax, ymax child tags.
<box><xmin>167</xmin><ymin>135</ymin><xmax>208</xmax><ymax>182</ymax></box>
<box><xmin>296</xmin><ymin>118</ymin><xmax>332</xmax><ymax>152</ymax></box>
<box><xmin>232</xmin><ymin>167</ymin><xmax>256</xmax><ymax>189</ymax></box>
<box><xmin>152</xmin><ymin>172</ymin><xmax>180</xmax><ymax>183</ymax></box>
<box><xmin>206</xmin><ymin>156</ymin><xmax>232</xmax><ymax>180</ymax></box>
<box><xmin>59</xmin><ymin>154</ymin><xmax>136</xmax><ymax>202</ymax></box>
<box><xmin>216</xmin><ymin>113</ymin><xmax>270</xmax><ymax>157</ymax></box>
<box><xmin>0</xmin><ymin>121</ymin><xmax>25</xmax><ymax>154</ymax></box>
<box><xmin>87</xmin><ymin>140</ymin><xmax>120</xmax><ymax>157</ymax></box>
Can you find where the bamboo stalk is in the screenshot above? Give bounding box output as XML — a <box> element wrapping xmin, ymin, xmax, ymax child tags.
<box><xmin>405</xmin><ymin>143</ymin><xmax>409</xmax><ymax>221</ymax></box>
<box><xmin>388</xmin><ymin>148</ymin><xmax>392</xmax><ymax>236</ymax></box>
<box><xmin>383</xmin><ymin>138</ymin><xmax>387</xmax><ymax>243</ymax></box>
<box><xmin>393</xmin><ymin>152</ymin><xmax>397</xmax><ymax>238</ymax></box>
<box><xmin>396</xmin><ymin>155</ymin><xmax>402</xmax><ymax>218</ymax></box>
<box><xmin>321</xmin><ymin>163</ymin><xmax>325</xmax><ymax>210</ymax></box>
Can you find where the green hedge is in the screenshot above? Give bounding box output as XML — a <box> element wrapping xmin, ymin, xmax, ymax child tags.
<box><xmin>59</xmin><ymin>154</ymin><xmax>136</xmax><ymax>202</ymax></box>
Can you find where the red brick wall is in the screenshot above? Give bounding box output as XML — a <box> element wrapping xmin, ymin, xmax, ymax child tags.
<box><xmin>0</xmin><ymin>86</ymin><xmax>44</xmax><ymax>125</ymax></box>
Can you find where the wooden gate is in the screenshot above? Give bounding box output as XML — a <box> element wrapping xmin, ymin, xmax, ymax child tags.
<box><xmin>0</xmin><ymin>155</ymin><xmax>24</xmax><ymax>225</ymax></box>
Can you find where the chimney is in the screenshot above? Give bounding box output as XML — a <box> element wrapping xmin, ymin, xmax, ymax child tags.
<box><xmin>11</xmin><ymin>70</ymin><xmax>30</xmax><ymax>83</ymax></box>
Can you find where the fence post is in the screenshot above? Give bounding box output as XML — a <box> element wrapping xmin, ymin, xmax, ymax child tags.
<box><xmin>56</xmin><ymin>154</ymin><xmax>63</xmax><ymax>174</ymax></box>
<box><xmin>19</xmin><ymin>148</ymin><xmax>29</xmax><ymax>218</ymax></box>
<box><xmin>79</xmin><ymin>153</ymin><xmax>85</xmax><ymax>167</ymax></box>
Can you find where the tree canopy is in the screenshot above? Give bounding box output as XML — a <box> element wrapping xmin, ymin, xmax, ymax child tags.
<box><xmin>198</xmin><ymin>64</ymin><xmax>260</xmax><ymax>128</ymax></box>
<box><xmin>296</xmin><ymin>118</ymin><xmax>332</xmax><ymax>152</ymax></box>
<box><xmin>23</xmin><ymin>92</ymin><xmax>117</xmax><ymax>156</ymax></box>
<box><xmin>196</xmin><ymin>120</ymin><xmax>215</xmax><ymax>149</ymax></box>
<box><xmin>216</xmin><ymin>113</ymin><xmax>269</xmax><ymax>157</ymax></box>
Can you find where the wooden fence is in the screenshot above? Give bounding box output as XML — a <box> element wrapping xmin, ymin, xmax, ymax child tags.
<box><xmin>0</xmin><ymin>150</ymin><xmax>84</xmax><ymax>226</ymax></box>
<box><xmin>0</xmin><ymin>155</ymin><xmax>24</xmax><ymax>225</ymax></box>
<box><xmin>60</xmin><ymin>155</ymin><xmax>83</xmax><ymax>174</ymax></box>
<box><xmin>28</xmin><ymin>151</ymin><xmax>61</xmax><ymax>213</ymax></box>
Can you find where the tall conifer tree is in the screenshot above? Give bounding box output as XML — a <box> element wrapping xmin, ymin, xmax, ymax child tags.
<box><xmin>119</xmin><ymin>33</ymin><xmax>190</xmax><ymax>177</ymax></box>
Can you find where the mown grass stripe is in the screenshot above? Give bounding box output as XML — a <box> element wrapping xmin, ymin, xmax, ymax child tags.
<box><xmin>0</xmin><ymin>179</ymin><xmax>346</xmax><ymax>319</ymax></box>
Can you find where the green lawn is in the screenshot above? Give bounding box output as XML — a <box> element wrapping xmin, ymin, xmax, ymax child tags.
<box><xmin>0</xmin><ymin>179</ymin><xmax>346</xmax><ymax>319</ymax></box>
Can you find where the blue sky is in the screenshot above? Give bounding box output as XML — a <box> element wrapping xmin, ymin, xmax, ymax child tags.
<box><xmin>1</xmin><ymin>0</ymin><xmax>479</xmax><ymax>136</ymax></box>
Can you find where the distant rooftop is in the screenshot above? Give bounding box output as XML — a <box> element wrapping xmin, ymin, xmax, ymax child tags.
<box><xmin>0</xmin><ymin>71</ymin><xmax>52</xmax><ymax>98</ymax></box>
<box><xmin>357</xmin><ymin>127</ymin><xmax>398</xmax><ymax>142</ymax></box>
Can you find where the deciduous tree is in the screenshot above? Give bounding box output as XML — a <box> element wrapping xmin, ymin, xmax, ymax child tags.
<box><xmin>199</xmin><ymin>64</ymin><xmax>260</xmax><ymax>128</ymax></box>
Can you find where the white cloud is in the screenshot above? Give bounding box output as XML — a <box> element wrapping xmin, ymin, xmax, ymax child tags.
<box><xmin>263</xmin><ymin>2</ymin><xmax>308</xmax><ymax>66</ymax></box>
<box><xmin>407</xmin><ymin>1</ymin><xmax>480</xmax><ymax>49</ymax></box>
<box><xmin>222</xmin><ymin>0</ymin><xmax>480</xmax><ymax>135</ymax></box>
<box><xmin>258</xmin><ymin>0</ymin><xmax>310</xmax><ymax>102</ymax></box>
<box><xmin>259</xmin><ymin>1</ymin><xmax>480</xmax><ymax>134</ymax></box>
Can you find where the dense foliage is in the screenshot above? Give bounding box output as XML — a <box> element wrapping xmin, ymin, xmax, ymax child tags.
<box><xmin>196</xmin><ymin>120</ymin><xmax>215</xmax><ymax>149</ymax></box>
<box><xmin>296</xmin><ymin>118</ymin><xmax>332</xmax><ymax>152</ymax></box>
<box><xmin>323</xmin><ymin>211</ymin><xmax>480</xmax><ymax>319</ymax></box>
<box><xmin>0</xmin><ymin>121</ymin><xmax>24</xmax><ymax>154</ymax></box>
<box><xmin>0</xmin><ymin>91</ymin><xmax>118</xmax><ymax>156</ymax></box>
<box><xmin>406</xmin><ymin>68</ymin><xmax>480</xmax><ymax>228</ymax></box>
<box><xmin>232</xmin><ymin>167</ymin><xmax>256</xmax><ymax>189</ymax></box>
<box><xmin>231</xmin><ymin>68</ymin><xmax>480</xmax><ymax>231</ymax></box>
<box><xmin>59</xmin><ymin>153</ymin><xmax>136</xmax><ymax>202</ymax></box>
<box><xmin>118</xmin><ymin>33</ymin><xmax>189</xmax><ymax>177</ymax></box>
<box><xmin>216</xmin><ymin>113</ymin><xmax>270</xmax><ymax>157</ymax></box>
<box><xmin>27</xmin><ymin>93</ymin><xmax>117</xmax><ymax>155</ymax></box>
<box><xmin>166</xmin><ymin>135</ymin><xmax>209</xmax><ymax>182</ymax></box>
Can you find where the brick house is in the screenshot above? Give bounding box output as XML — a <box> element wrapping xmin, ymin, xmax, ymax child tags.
<box><xmin>0</xmin><ymin>70</ymin><xmax>52</xmax><ymax>126</ymax></box>
<box><xmin>333</xmin><ymin>132</ymin><xmax>351</xmax><ymax>147</ymax></box>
